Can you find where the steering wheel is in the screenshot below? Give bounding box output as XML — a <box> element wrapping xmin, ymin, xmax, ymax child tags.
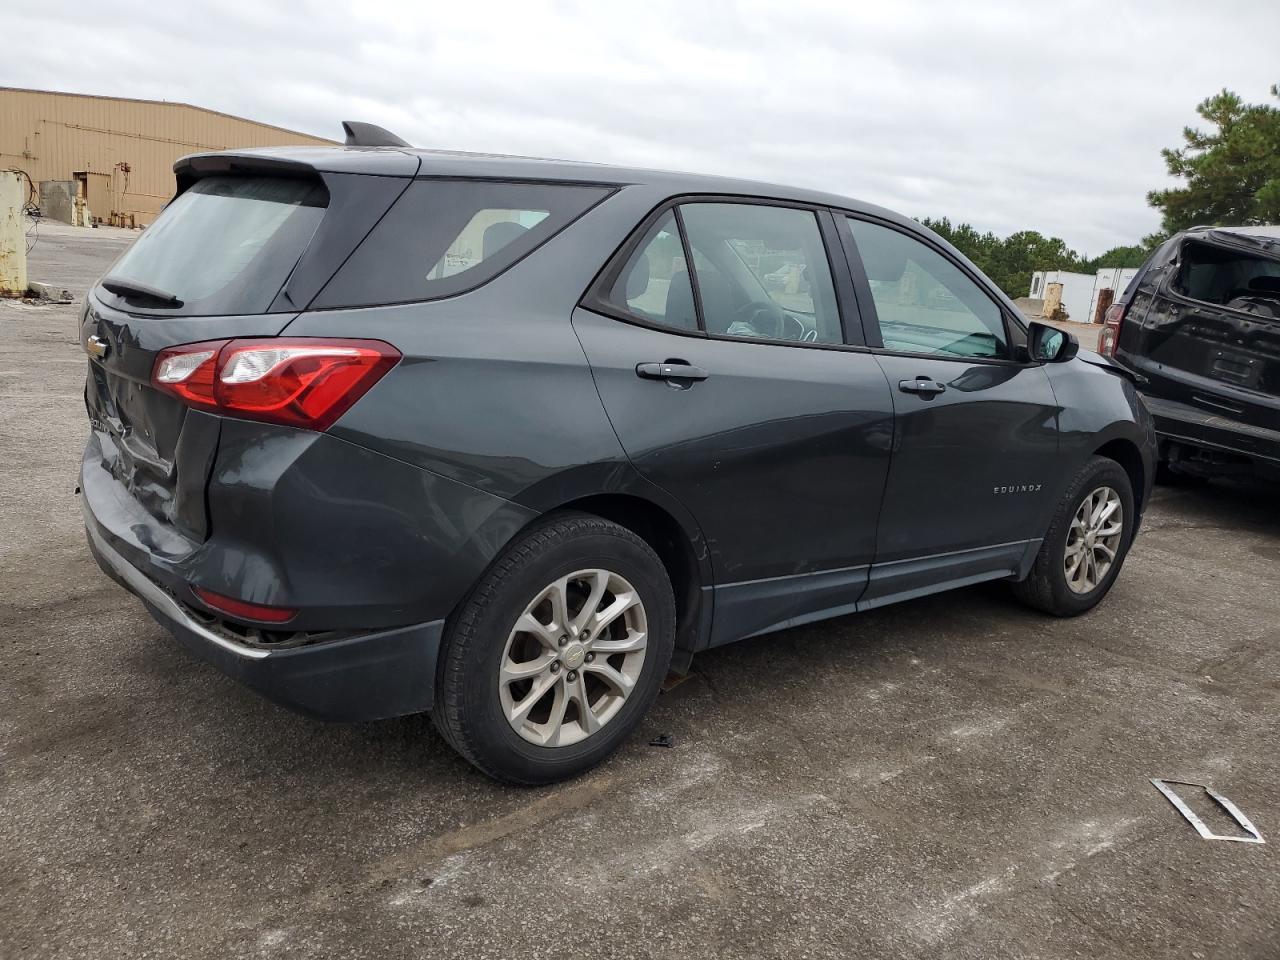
<box><xmin>729</xmin><ymin>300</ymin><xmax>819</xmax><ymax>342</ymax></box>
<box><xmin>731</xmin><ymin>300</ymin><xmax>781</xmax><ymax>337</ymax></box>
<box><xmin>730</xmin><ymin>300</ymin><xmax>788</xmax><ymax>339</ymax></box>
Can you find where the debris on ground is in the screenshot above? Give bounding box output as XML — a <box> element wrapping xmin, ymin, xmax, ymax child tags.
<box><xmin>1150</xmin><ymin>779</ymin><xmax>1265</xmax><ymax>844</ymax></box>
<box><xmin>27</xmin><ymin>281</ymin><xmax>73</xmax><ymax>302</ymax></box>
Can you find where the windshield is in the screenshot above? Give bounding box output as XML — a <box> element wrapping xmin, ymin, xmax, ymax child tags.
<box><xmin>102</xmin><ymin>176</ymin><xmax>327</xmax><ymax>315</ymax></box>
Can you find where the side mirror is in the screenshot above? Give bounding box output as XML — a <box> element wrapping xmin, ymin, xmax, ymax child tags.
<box><xmin>1028</xmin><ymin>321</ymin><xmax>1079</xmax><ymax>363</ymax></box>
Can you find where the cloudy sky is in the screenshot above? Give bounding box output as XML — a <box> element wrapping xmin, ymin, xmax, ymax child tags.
<box><xmin>10</xmin><ymin>0</ymin><xmax>1279</xmax><ymax>253</ymax></box>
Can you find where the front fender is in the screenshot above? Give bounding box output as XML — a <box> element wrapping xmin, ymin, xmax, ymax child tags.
<box><xmin>1042</xmin><ymin>357</ymin><xmax>1157</xmax><ymax>530</ymax></box>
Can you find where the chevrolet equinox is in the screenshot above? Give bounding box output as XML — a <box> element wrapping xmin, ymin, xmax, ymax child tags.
<box><xmin>81</xmin><ymin>122</ymin><xmax>1156</xmax><ymax>783</ymax></box>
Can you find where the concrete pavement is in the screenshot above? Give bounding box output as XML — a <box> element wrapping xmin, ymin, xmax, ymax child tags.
<box><xmin>2</xmin><ymin>227</ymin><xmax>1277</xmax><ymax>959</ymax></box>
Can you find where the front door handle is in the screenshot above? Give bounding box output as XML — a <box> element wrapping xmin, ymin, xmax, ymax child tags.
<box><xmin>898</xmin><ymin>377</ymin><xmax>946</xmax><ymax>395</ymax></box>
<box><xmin>636</xmin><ymin>361</ymin><xmax>709</xmax><ymax>383</ymax></box>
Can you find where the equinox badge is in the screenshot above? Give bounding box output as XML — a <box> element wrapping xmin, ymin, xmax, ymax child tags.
<box><xmin>993</xmin><ymin>483</ymin><xmax>1043</xmax><ymax>495</ymax></box>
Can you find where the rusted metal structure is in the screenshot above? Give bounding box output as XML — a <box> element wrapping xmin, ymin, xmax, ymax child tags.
<box><xmin>1</xmin><ymin>87</ymin><xmax>332</xmax><ymax>226</ymax></box>
<box><xmin>1092</xmin><ymin>286</ymin><xmax>1115</xmax><ymax>325</ymax></box>
<box><xmin>0</xmin><ymin>171</ymin><xmax>28</xmax><ymax>295</ymax></box>
<box><xmin>1042</xmin><ymin>281</ymin><xmax>1065</xmax><ymax>321</ymax></box>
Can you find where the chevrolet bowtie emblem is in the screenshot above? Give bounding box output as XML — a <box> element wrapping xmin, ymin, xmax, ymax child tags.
<box><xmin>85</xmin><ymin>335</ymin><xmax>110</xmax><ymax>359</ymax></box>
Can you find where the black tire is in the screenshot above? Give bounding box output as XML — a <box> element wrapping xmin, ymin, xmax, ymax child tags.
<box><xmin>1012</xmin><ymin>456</ymin><xmax>1135</xmax><ymax>617</ymax></box>
<box><xmin>434</xmin><ymin>512</ymin><xmax>675</xmax><ymax>785</ymax></box>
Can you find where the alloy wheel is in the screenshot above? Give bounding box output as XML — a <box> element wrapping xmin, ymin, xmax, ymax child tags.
<box><xmin>499</xmin><ymin>569</ymin><xmax>648</xmax><ymax>747</ymax></box>
<box><xmin>1064</xmin><ymin>485</ymin><xmax>1124</xmax><ymax>594</ymax></box>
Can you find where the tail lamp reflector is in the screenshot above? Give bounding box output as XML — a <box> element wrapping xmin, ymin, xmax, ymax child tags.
<box><xmin>192</xmin><ymin>587</ymin><xmax>298</xmax><ymax>624</ymax></box>
<box><xmin>152</xmin><ymin>338</ymin><xmax>400</xmax><ymax>431</ymax></box>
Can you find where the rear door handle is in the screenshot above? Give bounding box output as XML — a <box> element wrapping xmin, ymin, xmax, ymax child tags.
<box><xmin>898</xmin><ymin>377</ymin><xmax>946</xmax><ymax>395</ymax></box>
<box><xmin>636</xmin><ymin>361</ymin><xmax>709</xmax><ymax>383</ymax></box>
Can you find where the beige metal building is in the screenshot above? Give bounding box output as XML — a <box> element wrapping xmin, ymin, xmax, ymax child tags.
<box><xmin>1</xmin><ymin>87</ymin><xmax>333</xmax><ymax>226</ymax></box>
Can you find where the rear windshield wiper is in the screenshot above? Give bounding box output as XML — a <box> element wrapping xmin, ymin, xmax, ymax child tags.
<box><xmin>100</xmin><ymin>276</ymin><xmax>185</xmax><ymax>307</ymax></box>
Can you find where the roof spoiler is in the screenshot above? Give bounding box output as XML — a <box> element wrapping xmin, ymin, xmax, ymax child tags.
<box><xmin>342</xmin><ymin>121</ymin><xmax>412</xmax><ymax>148</ymax></box>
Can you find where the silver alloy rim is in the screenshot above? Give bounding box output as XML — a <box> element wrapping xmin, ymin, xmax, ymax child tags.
<box><xmin>499</xmin><ymin>569</ymin><xmax>648</xmax><ymax>747</ymax></box>
<box><xmin>1064</xmin><ymin>485</ymin><xmax>1124</xmax><ymax>594</ymax></box>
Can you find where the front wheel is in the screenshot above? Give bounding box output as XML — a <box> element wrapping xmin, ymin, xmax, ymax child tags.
<box><xmin>1012</xmin><ymin>456</ymin><xmax>1135</xmax><ymax>616</ymax></box>
<box><xmin>434</xmin><ymin>513</ymin><xmax>675</xmax><ymax>785</ymax></box>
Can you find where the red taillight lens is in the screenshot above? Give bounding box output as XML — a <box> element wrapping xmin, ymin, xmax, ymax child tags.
<box><xmin>215</xmin><ymin>339</ymin><xmax>400</xmax><ymax>430</ymax></box>
<box><xmin>192</xmin><ymin>587</ymin><xmax>298</xmax><ymax>624</ymax></box>
<box><xmin>1098</xmin><ymin>302</ymin><xmax>1127</xmax><ymax>358</ymax></box>
<box><xmin>152</xmin><ymin>338</ymin><xmax>400</xmax><ymax>431</ymax></box>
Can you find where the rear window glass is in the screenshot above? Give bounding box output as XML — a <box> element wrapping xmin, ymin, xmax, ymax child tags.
<box><xmin>102</xmin><ymin>176</ymin><xmax>326</xmax><ymax>315</ymax></box>
<box><xmin>1177</xmin><ymin>239</ymin><xmax>1280</xmax><ymax>313</ymax></box>
<box><xmin>314</xmin><ymin>180</ymin><xmax>610</xmax><ymax>308</ymax></box>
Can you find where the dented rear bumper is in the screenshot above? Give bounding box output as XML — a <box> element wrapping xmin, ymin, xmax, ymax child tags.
<box><xmin>84</xmin><ymin>512</ymin><xmax>443</xmax><ymax>721</ymax></box>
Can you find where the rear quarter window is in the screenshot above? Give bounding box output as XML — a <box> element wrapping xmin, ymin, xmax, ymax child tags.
<box><xmin>312</xmin><ymin>179</ymin><xmax>611</xmax><ymax>308</ymax></box>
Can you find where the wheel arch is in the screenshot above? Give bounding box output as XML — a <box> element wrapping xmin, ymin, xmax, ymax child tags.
<box><xmin>1093</xmin><ymin>436</ymin><xmax>1147</xmax><ymax>518</ymax></box>
<box><xmin>551</xmin><ymin>493</ymin><xmax>710</xmax><ymax>663</ymax></box>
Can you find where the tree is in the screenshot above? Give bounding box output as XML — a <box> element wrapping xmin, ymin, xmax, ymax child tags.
<box><xmin>1148</xmin><ymin>86</ymin><xmax>1280</xmax><ymax>234</ymax></box>
<box><xmin>920</xmin><ymin>218</ymin><xmax>1092</xmax><ymax>297</ymax></box>
<box><xmin>1084</xmin><ymin>245</ymin><xmax>1151</xmax><ymax>270</ymax></box>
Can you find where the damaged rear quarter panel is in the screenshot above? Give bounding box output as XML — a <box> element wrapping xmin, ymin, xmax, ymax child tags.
<box><xmin>197</xmin><ymin>420</ymin><xmax>538</xmax><ymax>631</ymax></box>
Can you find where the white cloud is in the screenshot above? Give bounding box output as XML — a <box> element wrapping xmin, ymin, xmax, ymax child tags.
<box><xmin>9</xmin><ymin>0</ymin><xmax>1279</xmax><ymax>253</ymax></box>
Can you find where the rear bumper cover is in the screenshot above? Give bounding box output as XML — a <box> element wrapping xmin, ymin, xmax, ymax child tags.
<box><xmin>1141</xmin><ymin>392</ymin><xmax>1280</xmax><ymax>466</ymax></box>
<box><xmin>85</xmin><ymin>512</ymin><xmax>442</xmax><ymax>722</ymax></box>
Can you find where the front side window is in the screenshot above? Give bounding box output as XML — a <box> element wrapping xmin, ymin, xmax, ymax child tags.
<box><xmin>847</xmin><ymin>218</ymin><xmax>1008</xmax><ymax>359</ymax></box>
<box><xmin>606</xmin><ymin>211</ymin><xmax>698</xmax><ymax>331</ymax></box>
<box><xmin>680</xmin><ymin>203</ymin><xmax>842</xmax><ymax>344</ymax></box>
<box><xmin>315</xmin><ymin>180</ymin><xmax>610</xmax><ymax>308</ymax></box>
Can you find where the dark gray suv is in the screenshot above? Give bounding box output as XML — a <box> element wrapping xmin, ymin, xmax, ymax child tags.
<box><xmin>81</xmin><ymin>124</ymin><xmax>1155</xmax><ymax>783</ymax></box>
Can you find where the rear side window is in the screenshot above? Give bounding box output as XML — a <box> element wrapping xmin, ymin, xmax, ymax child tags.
<box><xmin>102</xmin><ymin>176</ymin><xmax>327</xmax><ymax>315</ymax></box>
<box><xmin>680</xmin><ymin>203</ymin><xmax>843</xmax><ymax>344</ymax></box>
<box><xmin>599</xmin><ymin>201</ymin><xmax>844</xmax><ymax>344</ymax></box>
<box><xmin>314</xmin><ymin>180</ymin><xmax>610</xmax><ymax>308</ymax></box>
<box><xmin>607</xmin><ymin>211</ymin><xmax>698</xmax><ymax>331</ymax></box>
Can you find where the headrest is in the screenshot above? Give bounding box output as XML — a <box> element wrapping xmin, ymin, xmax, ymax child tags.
<box><xmin>1247</xmin><ymin>275</ymin><xmax>1280</xmax><ymax>294</ymax></box>
<box><xmin>626</xmin><ymin>253</ymin><xmax>650</xmax><ymax>301</ymax></box>
<box><xmin>482</xmin><ymin>221</ymin><xmax>528</xmax><ymax>260</ymax></box>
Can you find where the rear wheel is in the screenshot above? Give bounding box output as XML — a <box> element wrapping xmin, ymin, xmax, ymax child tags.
<box><xmin>434</xmin><ymin>513</ymin><xmax>675</xmax><ymax>785</ymax></box>
<box><xmin>1012</xmin><ymin>456</ymin><xmax>1135</xmax><ymax>616</ymax></box>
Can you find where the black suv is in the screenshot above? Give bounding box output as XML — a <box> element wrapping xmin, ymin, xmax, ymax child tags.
<box><xmin>81</xmin><ymin>124</ymin><xmax>1155</xmax><ymax>783</ymax></box>
<box><xmin>1100</xmin><ymin>224</ymin><xmax>1280</xmax><ymax>480</ymax></box>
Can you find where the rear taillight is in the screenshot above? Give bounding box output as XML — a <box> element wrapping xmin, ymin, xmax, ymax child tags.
<box><xmin>154</xmin><ymin>341</ymin><xmax>223</xmax><ymax>409</ymax></box>
<box><xmin>152</xmin><ymin>338</ymin><xmax>400</xmax><ymax>431</ymax></box>
<box><xmin>193</xmin><ymin>587</ymin><xmax>298</xmax><ymax>624</ymax></box>
<box><xmin>1098</xmin><ymin>302</ymin><xmax>1127</xmax><ymax>358</ymax></box>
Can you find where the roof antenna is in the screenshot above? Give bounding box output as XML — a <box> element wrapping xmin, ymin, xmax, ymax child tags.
<box><xmin>341</xmin><ymin>121</ymin><xmax>412</xmax><ymax>147</ymax></box>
